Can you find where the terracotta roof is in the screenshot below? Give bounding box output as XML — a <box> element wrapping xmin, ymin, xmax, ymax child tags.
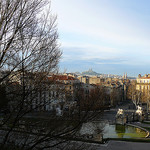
<box><xmin>48</xmin><ymin>75</ymin><xmax>76</xmax><ymax>81</ymax></box>
<box><xmin>139</xmin><ymin>77</ymin><xmax>150</xmax><ymax>79</ymax></box>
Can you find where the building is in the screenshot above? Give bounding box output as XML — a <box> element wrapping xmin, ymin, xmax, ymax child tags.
<box><xmin>89</xmin><ymin>76</ymin><xmax>104</xmax><ymax>85</ymax></box>
<box><xmin>78</xmin><ymin>76</ymin><xmax>89</xmax><ymax>84</ymax></box>
<box><xmin>136</xmin><ymin>74</ymin><xmax>150</xmax><ymax>91</ymax></box>
<box><xmin>136</xmin><ymin>74</ymin><xmax>150</xmax><ymax>111</ymax></box>
<box><xmin>3</xmin><ymin>72</ymin><xmax>80</xmax><ymax>113</ymax></box>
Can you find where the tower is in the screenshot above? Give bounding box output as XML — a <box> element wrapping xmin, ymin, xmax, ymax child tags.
<box><xmin>123</xmin><ymin>73</ymin><xmax>127</xmax><ymax>80</ymax></box>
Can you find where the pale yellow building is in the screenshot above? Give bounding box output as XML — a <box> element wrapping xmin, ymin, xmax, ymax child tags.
<box><xmin>78</xmin><ymin>76</ymin><xmax>89</xmax><ymax>84</ymax></box>
<box><xmin>89</xmin><ymin>76</ymin><xmax>101</xmax><ymax>84</ymax></box>
<box><xmin>136</xmin><ymin>74</ymin><xmax>150</xmax><ymax>91</ymax></box>
<box><xmin>136</xmin><ymin>74</ymin><xmax>150</xmax><ymax>111</ymax></box>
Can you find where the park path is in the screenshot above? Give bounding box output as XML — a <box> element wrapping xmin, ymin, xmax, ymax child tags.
<box><xmin>52</xmin><ymin>140</ymin><xmax>150</xmax><ymax>150</ymax></box>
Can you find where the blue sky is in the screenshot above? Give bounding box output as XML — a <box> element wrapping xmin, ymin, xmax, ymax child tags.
<box><xmin>52</xmin><ymin>0</ymin><xmax>150</xmax><ymax>77</ymax></box>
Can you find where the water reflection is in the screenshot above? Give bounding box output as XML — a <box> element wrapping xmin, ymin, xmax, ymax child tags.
<box><xmin>80</xmin><ymin>121</ymin><xmax>147</xmax><ymax>141</ymax></box>
<box><xmin>115</xmin><ymin>125</ymin><xmax>125</xmax><ymax>138</ymax></box>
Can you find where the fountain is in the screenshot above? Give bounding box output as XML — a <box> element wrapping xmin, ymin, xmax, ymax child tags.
<box><xmin>79</xmin><ymin>107</ymin><xmax>148</xmax><ymax>141</ymax></box>
<box><xmin>115</xmin><ymin>109</ymin><xmax>126</xmax><ymax>125</ymax></box>
<box><xmin>136</xmin><ymin>105</ymin><xmax>142</xmax><ymax>115</ymax></box>
<box><xmin>135</xmin><ymin>105</ymin><xmax>143</xmax><ymax>122</ymax></box>
<box><xmin>79</xmin><ymin>121</ymin><xmax>148</xmax><ymax>140</ymax></box>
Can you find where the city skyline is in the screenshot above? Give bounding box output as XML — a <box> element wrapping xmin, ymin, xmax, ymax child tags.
<box><xmin>52</xmin><ymin>0</ymin><xmax>150</xmax><ymax>77</ymax></box>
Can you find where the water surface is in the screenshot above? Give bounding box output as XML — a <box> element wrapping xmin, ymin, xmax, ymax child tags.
<box><xmin>80</xmin><ymin>122</ymin><xmax>147</xmax><ymax>140</ymax></box>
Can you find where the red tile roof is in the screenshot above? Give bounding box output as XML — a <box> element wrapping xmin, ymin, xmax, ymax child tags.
<box><xmin>48</xmin><ymin>75</ymin><xmax>76</xmax><ymax>81</ymax></box>
<box><xmin>139</xmin><ymin>77</ymin><xmax>150</xmax><ymax>79</ymax></box>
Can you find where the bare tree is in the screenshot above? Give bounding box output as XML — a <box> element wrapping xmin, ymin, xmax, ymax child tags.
<box><xmin>0</xmin><ymin>0</ymin><xmax>63</xmax><ymax>149</ymax></box>
<box><xmin>83</xmin><ymin>86</ymin><xmax>106</xmax><ymax>111</ymax></box>
<box><xmin>0</xmin><ymin>1</ymin><xmax>109</xmax><ymax>149</ymax></box>
<box><xmin>127</xmin><ymin>80</ymin><xmax>139</xmax><ymax>106</ymax></box>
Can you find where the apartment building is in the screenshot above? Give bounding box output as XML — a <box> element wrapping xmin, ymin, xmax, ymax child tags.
<box><xmin>136</xmin><ymin>74</ymin><xmax>150</xmax><ymax>91</ymax></box>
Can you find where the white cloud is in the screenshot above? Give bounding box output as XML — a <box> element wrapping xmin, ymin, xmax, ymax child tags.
<box><xmin>52</xmin><ymin>0</ymin><xmax>150</xmax><ymax>48</ymax></box>
<box><xmin>52</xmin><ymin>0</ymin><xmax>150</xmax><ymax>75</ymax></box>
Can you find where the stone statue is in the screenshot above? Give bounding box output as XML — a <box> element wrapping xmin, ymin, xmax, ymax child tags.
<box><xmin>135</xmin><ymin>105</ymin><xmax>143</xmax><ymax>122</ymax></box>
<box><xmin>115</xmin><ymin>108</ymin><xmax>126</xmax><ymax>125</ymax></box>
<box><xmin>136</xmin><ymin>105</ymin><xmax>142</xmax><ymax>116</ymax></box>
<box><xmin>116</xmin><ymin>109</ymin><xmax>124</xmax><ymax>118</ymax></box>
<box><xmin>117</xmin><ymin>109</ymin><xmax>123</xmax><ymax>115</ymax></box>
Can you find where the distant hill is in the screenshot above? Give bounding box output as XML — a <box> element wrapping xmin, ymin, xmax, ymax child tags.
<box><xmin>74</xmin><ymin>72</ymin><xmax>81</xmax><ymax>75</ymax></box>
<box><xmin>73</xmin><ymin>69</ymin><xmax>136</xmax><ymax>79</ymax></box>
<box><xmin>81</xmin><ymin>69</ymin><xmax>101</xmax><ymax>76</ymax></box>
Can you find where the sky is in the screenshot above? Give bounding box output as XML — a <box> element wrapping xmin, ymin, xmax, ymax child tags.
<box><xmin>51</xmin><ymin>0</ymin><xmax>150</xmax><ymax>77</ymax></box>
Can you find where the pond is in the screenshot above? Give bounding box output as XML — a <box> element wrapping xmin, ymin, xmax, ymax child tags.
<box><xmin>79</xmin><ymin>121</ymin><xmax>148</xmax><ymax>141</ymax></box>
<box><xmin>103</xmin><ymin>124</ymin><xmax>147</xmax><ymax>139</ymax></box>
